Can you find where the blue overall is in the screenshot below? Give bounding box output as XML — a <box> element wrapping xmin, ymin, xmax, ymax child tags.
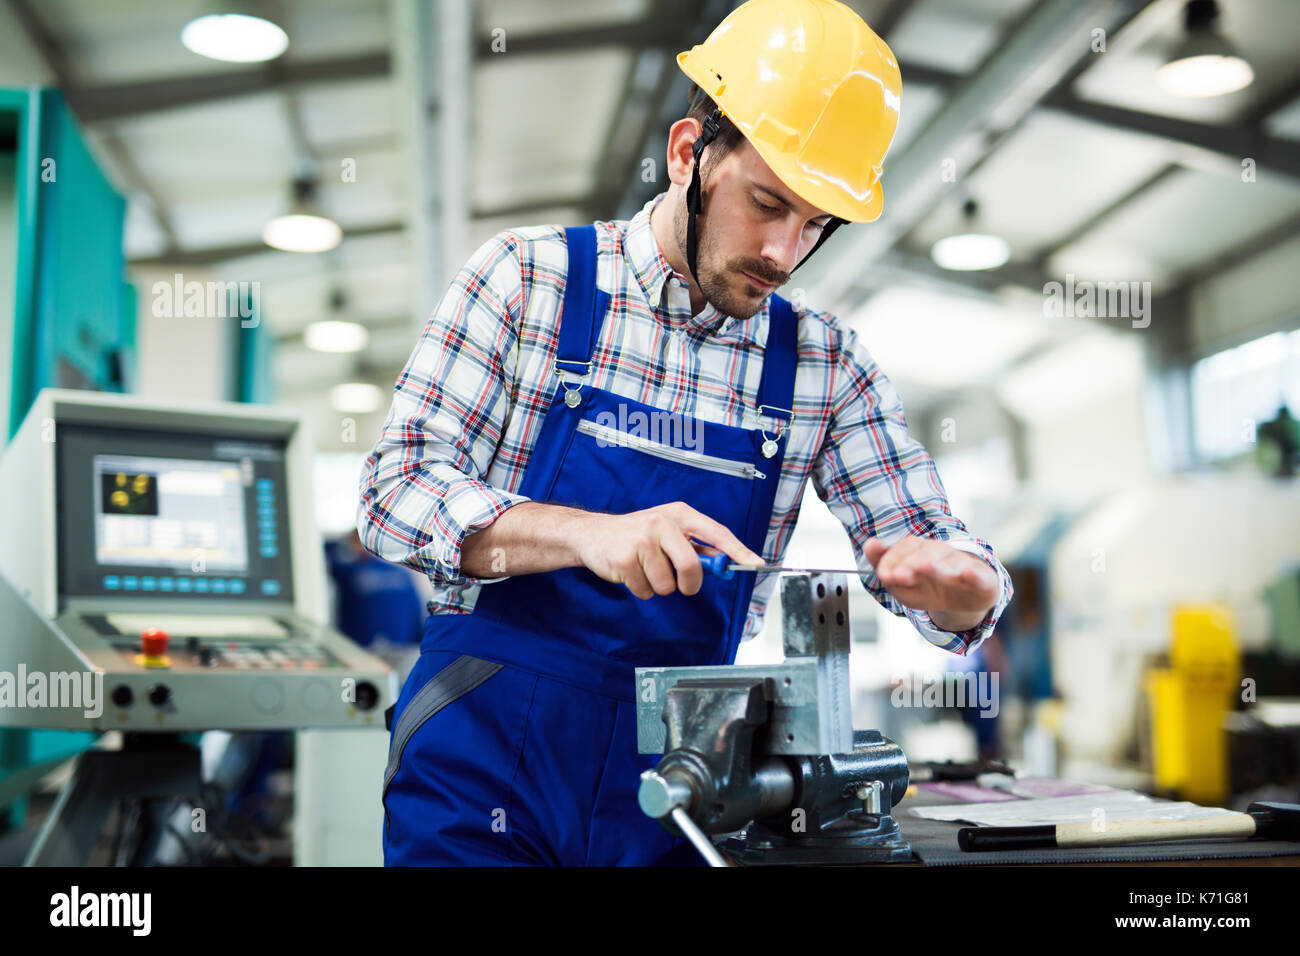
<box><xmin>382</xmin><ymin>226</ymin><xmax>797</xmax><ymax>865</ymax></box>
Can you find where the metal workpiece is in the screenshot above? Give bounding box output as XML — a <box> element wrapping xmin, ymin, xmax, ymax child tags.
<box><xmin>780</xmin><ymin>573</ymin><xmax>854</xmax><ymax>756</ymax></box>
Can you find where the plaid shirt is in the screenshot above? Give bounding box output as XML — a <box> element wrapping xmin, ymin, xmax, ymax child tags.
<box><xmin>359</xmin><ymin>194</ymin><xmax>1012</xmax><ymax>654</ymax></box>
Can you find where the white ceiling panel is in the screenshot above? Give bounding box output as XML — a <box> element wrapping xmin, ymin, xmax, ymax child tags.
<box><xmin>1048</xmin><ymin>165</ymin><xmax>1300</xmax><ymax>289</ymax></box>
<box><xmin>475</xmin><ymin>0</ymin><xmax>652</xmax><ymax>38</ymax></box>
<box><xmin>909</xmin><ymin>111</ymin><xmax>1176</xmax><ymax>255</ymax></box>
<box><xmin>845</xmin><ymin>285</ymin><xmax>1062</xmax><ymax>390</ymax></box>
<box><xmin>108</xmin><ymin>93</ymin><xmax>297</xmax><ymax>203</ymax></box>
<box><xmin>277</xmin><ymin>0</ymin><xmax>388</xmax><ymax>60</ymax></box>
<box><xmin>889</xmin><ymin>0</ymin><xmax>1037</xmax><ymax>75</ymax></box>
<box><xmin>891</xmin><ymin>82</ymin><xmax>944</xmax><ymax>156</ymax></box>
<box><xmin>296</xmin><ymin>76</ymin><xmax>397</xmax><ymax>149</ymax></box>
<box><xmin>167</xmin><ymin>189</ymin><xmax>286</xmax><ymax>251</ymax></box>
<box><xmin>472</xmin><ymin>49</ymin><xmax>630</xmax><ymax>210</ymax></box>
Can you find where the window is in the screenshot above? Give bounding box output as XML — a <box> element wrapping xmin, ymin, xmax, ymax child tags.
<box><xmin>1192</xmin><ymin>329</ymin><xmax>1300</xmax><ymax>462</ymax></box>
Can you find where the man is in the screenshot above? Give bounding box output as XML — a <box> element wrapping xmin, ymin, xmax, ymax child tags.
<box><xmin>362</xmin><ymin>0</ymin><xmax>1012</xmax><ymax>866</ymax></box>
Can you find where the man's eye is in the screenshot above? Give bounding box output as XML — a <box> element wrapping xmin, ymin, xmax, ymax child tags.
<box><xmin>752</xmin><ymin>197</ymin><xmax>778</xmax><ymax>213</ymax></box>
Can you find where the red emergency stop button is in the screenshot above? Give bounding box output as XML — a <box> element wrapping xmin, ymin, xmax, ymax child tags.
<box><xmin>139</xmin><ymin>628</ymin><xmax>172</xmax><ymax>669</ymax></box>
<box><xmin>141</xmin><ymin>628</ymin><xmax>169</xmax><ymax>657</ymax></box>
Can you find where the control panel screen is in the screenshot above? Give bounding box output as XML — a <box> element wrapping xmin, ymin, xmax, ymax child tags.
<box><xmin>56</xmin><ymin>424</ymin><xmax>294</xmax><ymax>603</ymax></box>
<box><xmin>94</xmin><ymin>455</ymin><xmax>249</xmax><ymax>572</ymax></box>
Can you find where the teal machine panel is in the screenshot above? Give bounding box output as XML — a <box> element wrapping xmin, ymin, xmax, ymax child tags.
<box><xmin>1</xmin><ymin>87</ymin><xmax>134</xmax><ymax>826</ymax></box>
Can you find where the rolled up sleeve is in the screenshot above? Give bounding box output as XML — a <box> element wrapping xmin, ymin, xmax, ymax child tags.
<box><xmin>811</xmin><ymin>319</ymin><xmax>1013</xmax><ymax>656</ymax></box>
<box><xmin>358</xmin><ymin>232</ymin><xmax>532</xmax><ymax>588</ymax></box>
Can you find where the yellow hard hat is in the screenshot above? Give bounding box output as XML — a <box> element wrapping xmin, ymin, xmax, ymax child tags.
<box><xmin>677</xmin><ymin>0</ymin><xmax>902</xmax><ymax>224</ymax></box>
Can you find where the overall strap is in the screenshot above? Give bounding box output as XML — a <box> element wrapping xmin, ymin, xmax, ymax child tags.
<box><xmin>555</xmin><ymin>225</ymin><xmax>612</xmax><ymax>375</ymax></box>
<box><xmin>756</xmin><ymin>294</ymin><xmax>798</xmax><ymax>425</ymax></box>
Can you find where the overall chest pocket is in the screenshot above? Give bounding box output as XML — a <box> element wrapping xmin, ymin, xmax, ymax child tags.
<box><xmin>574</xmin><ymin>418</ymin><xmax>765</xmax><ymax>480</ymax></box>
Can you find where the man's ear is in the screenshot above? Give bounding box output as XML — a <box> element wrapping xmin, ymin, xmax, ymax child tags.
<box><xmin>664</xmin><ymin>117</ymin><xmax>702</xmax><ymax>188</ymax></box>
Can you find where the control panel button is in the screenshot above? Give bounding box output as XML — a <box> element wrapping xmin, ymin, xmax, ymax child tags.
<box><xmin>141</xmin><ymin>628</ymin><xmax>169</xmax><ymax>658</ymax></box>
<box><xmin>353</xmin><ymin>681</ymin><xmax>380</xmax><ymax>711</ymax></box>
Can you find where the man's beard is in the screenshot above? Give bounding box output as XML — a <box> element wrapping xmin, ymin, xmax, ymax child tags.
<box><xmin>675</xmin><ymin>200</ymin><xmax>789</xmax><ymax>320</ymax></box>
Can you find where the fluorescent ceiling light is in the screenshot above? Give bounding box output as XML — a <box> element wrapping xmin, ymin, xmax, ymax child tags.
<box><xmin>330</xmin><ymin>383</ymin><xmax>383</xmax><ymax>414</ymax></box>
<box><xmin>181</xmin><ymin>13</ymin><xmax>288</xmax><ymax>63</ymax></box>
<box><xmin>931</xmin><ymin>233</ymin><xmax>1012</xmax><ymax>272</ymax></box>
<box><xmin>262</xmin><ymin>214</ymin><xmax>341</xmax><ymax>253</ymax></box>
<box><xmin>305</xmin><ymin>320</ymin><xmax>369</xmax><ymax>353</ymax></box>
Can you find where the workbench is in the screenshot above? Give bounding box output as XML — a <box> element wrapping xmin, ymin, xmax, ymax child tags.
<box><xmin>892</xmin><ymin>785</ymin><xmax>1300</xmax><ymax>866</ymax></box>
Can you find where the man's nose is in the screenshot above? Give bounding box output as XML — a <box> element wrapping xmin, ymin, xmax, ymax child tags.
<box><xmin>759</xmin><ymin>222</ymin><xmax>808</xmax><ymax>276</ymax></box>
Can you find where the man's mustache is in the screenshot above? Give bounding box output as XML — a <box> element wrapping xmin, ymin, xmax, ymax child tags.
<box><xmin>731</xmin><ymin>259</ymin><xmax>788</xmax><ymax>286</ymax></box>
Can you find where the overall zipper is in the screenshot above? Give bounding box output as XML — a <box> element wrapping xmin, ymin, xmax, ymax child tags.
<box><xmin>576</xmin><ymin>418</ymin><xmax>765</xmax><ymax>480</ymax></box>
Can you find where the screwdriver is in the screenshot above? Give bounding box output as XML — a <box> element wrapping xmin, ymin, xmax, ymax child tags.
<box><xmin>696</xmin><ymin>551</ymin><xmax>861</xmax><ymax>580</ymax></box>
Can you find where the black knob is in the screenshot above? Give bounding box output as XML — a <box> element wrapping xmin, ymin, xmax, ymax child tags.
<box><xmin>148</xmin><ymin>685</ymin><xmax>171</xmax><ymax>707</ymax></box>
<box><xmin>112</xmin><ymin>685</ymin><xmax>133</xmax><ymax>708</ymax></box>
<box><xmin>186</xmin><ymin>636</ymin><xmax>201</xmax><ymax>654</ymax></box>
<box><xmin>199</xmin><ymin>647</ymin><xmax>216</xmax><ymax>667</ymax></box>
<box><xmin>354</xmin><ymin>681</ymin><xmax>379</xmax><ymax>711</ymax></box>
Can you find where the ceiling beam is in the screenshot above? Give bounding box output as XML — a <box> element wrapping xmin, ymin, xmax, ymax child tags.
<box><xmin>1040</xmin><ymin>88</ymin><xmax>1300</xmax><ymax>184</ymax></box>
<box><xmin>899</xmin><ymin>59</ymin><xmax>1300</xmax><ymax>185</ymax></box>
<box><xmin>71</xmin><ymin>52</ymin><xmax>392</xmax><ymax>124</ymax></box>
<box><xmin>126</xmin><ymin>219</ymin><xmax>404</xmax><ymax>268</ymax></box>
<box><xmin>64</xmin><ymin>15</ymin><xmax>694</xmax><ymax>125</ymax></box>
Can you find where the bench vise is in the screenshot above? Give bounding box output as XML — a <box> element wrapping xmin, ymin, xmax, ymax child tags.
<box><xmin>635</xmin><ymin>573</ymin><xmax>911</xmax><ymax>865</ymax></box>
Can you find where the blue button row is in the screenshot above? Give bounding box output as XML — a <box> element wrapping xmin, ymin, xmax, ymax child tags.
<box><xmin>105</xmin><ymin>575</ymin><xmax>247</xmax><ymax>594</ymax></box>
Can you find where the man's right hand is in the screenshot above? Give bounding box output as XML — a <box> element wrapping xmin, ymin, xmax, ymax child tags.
<box><xmin>575</xmin><ymin>501</ymin><xmax>762</xmax><ymax>599</ymax></box>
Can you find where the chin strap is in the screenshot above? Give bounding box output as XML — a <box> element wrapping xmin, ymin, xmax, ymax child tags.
<box><xmin>684</xmin><ymin>109</ymin><xmax>721</xmax><ymax>290</ymax></box>
<box><xmin>794</xmin><ymin>217</ymin><xmax>844</xmax><ymax>273</ymax></box>
<box><xmin>685</xmin><ymin>108</ymin><xmax>847</xmax><ymax>289</ymax></box>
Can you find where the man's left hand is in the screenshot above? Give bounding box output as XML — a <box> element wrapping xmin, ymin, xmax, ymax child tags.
<box><xmin>863</xmin><ymin>536</ymin><xmax>998</xmax><ymax>632</ymax></box>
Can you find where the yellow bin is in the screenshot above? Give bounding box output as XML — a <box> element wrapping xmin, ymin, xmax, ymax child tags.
<box><xmin>1144</xmin><ymin>605</ymin><xmax>1239</xmax><ymax>805</ymax></box>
